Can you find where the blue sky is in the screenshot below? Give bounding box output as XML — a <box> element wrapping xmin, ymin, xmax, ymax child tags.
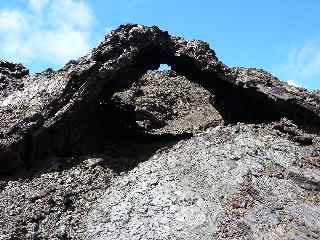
<box><xmin>0</xmin><ymin>0</ymin><xmax>319</xmax><ymax>90</ymax></box>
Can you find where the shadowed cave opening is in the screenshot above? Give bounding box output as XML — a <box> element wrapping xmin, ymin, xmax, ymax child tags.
<box><xmin>20</xmin><ymin>44</ymin><xmax>320</xmax><ymax>175</ymax></box>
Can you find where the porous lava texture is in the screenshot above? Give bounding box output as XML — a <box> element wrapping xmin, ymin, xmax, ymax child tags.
<box><xmin>0</xmin><ymin>24</ymin><xmax>320</xmax><ymax>240</ymax></box>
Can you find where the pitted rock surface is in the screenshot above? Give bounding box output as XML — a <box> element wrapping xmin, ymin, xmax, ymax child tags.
<box><xmin>228</xmin><ymin>67</ymin><xmax>320</xmax><ymax>129</ymax></box>
<box><xmin>0</xmin><ymin>157</ymin><xmax>114</xmax><ymax>240</ymax></box>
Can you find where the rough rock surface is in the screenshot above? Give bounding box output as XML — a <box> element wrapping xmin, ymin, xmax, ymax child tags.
<box><xmin>1</xmin><ymin>23</ymin><xmax>320</xmax><ymax>240</ymax></box>
<box><xmin>0</xmin><ymin>158</ymin><xmax>114</xmax><ymax>239</ymax></box>
<box><xmin>0</xmin><ymin>24</ymin><xmax>221</xmax><ymax>173</ymax></box>
<box><xmin>1</xmin><ymin>122</ymin><xmax>320</xmax><ymax>239</ymax></box>
<box><xmin>112</xmin><ymin>70</ymin><xmax>223</xmax><ymax>135</ymax></box>
<box><xmin>87</xmin><ymin>123</ymin><xmax>320</xmax><ymax>240</ymax></box>
<box><xmin>0</xmin><ymin>136</ymin><xmax>181</xmax><ymax>239</ymax></box>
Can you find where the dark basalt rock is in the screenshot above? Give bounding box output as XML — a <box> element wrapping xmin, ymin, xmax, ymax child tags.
<box><xmin>0</xmin><ymin>23</ymin><xmax>319</xmax><ymax>174</ymax></box>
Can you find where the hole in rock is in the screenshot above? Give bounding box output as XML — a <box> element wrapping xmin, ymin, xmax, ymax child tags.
<box><xmin>158</xmin><ymin>64</ymin><xmax>171</xmax><ymax>70</ymax></box>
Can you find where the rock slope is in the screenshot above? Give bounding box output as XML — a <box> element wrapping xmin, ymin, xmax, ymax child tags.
<box><xmin>0</xmin><ymin>24</ymin><xmax>320</xmax><ymax>240</ymax></box>
<box><xmin>1</xmin><ymin>121</ymin><xmax>320</xmax><ymax>240</ymax></box>
<box><xmin>87</xmin><ymin>123</ymin><xmax>320</xmax><ymax>240</ymax></box>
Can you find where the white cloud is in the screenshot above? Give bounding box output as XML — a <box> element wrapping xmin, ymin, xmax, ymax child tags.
<box><xmin>0</xmin><ymin>10</ymin><xmax>26</xmax><ymax>31</ymax></box>
<box><xmin>49</xmin><ymin>0</ymin><xmax>93</xmax><ymax>29</ymax></box>
<box><xmin>286</xmin><ymin>80</ymin><xmax>300</xmax><ymax>87</ymax></box>
<box><xmin>0</xmin><ymin>0</ymin><xmax>94</xmax><ymax>70</ymax></box>
<box><xmin>281</xmin><ymin>42</ymin><xmax>320</xmax><ymax>86</ymax></box>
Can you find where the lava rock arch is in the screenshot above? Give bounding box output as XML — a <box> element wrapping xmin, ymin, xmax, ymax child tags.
<box><xmin>1</xmin><ymin>24</ymin><xmax>320</xmax><ymax>174</ymax></box>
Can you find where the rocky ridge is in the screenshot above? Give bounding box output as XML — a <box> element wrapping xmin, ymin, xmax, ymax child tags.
<box><xmin>0</xmin><ymin>24</ymin><xmax>320</xmax><ymax>239</ymax></box>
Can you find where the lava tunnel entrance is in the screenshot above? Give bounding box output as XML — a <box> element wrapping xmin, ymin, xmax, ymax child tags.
<box><xmin>3</xmin><ymin>25</ymin><xmax>320</xmax><ymax>177</ymax></box>
<box><xmin>28</xmin><ymin>67</ymin><xmax>220</xmax><ymax>171</ymax></box>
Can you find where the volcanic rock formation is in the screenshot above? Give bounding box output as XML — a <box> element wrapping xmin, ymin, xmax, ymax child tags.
<box><xmin>1</xmin><ymin>24</ymin><xmax>320</xmax><ymax>239</ymax></box>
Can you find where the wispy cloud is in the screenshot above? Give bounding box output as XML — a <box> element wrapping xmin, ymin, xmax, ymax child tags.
<box><xmin>0</xmin><ymin>0</ymin><xmax>94</xmax><ymax>71</ymax></box>
<box><xmin>279</xmin><ymin>41</ymin><xmax>320</xmax><ymax>89</ymax></box>
<box><xmin>286</xmin><ymin>80</ymin><xmax>300</xmax><ymax>87</ymax></box>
